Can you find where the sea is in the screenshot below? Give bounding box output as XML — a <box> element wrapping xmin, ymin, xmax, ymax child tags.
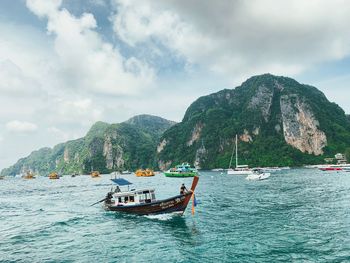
<box><xmin>1</xmin><ymin>169</ymin><xmax>350</xmax><ymax>262</ymax></box>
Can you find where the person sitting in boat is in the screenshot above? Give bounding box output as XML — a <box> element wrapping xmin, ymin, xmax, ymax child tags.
<box><xmin>105</xmin><ymin>192</ymin><xmax>113</xmax><ymax>204</ymax></box>
<box><xmin>114</xmin><ymin>186</ymin><xmax>121</xmax><ymax>193</ymax></box>
<box><xmin>180</xmin><ymin>183</ymin><xmax>188</xmax><ymax>195</ymax></box>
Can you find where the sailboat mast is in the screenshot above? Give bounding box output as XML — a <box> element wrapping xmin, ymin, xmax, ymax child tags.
<box><xmin>228</xmin><ymin>137</ymin><xmax>235</xmax><ymax>169</ymax></box>
<box><xmin>228</xmin><ymin>142</ymin><xmax>234</xmax><ymax>169</ymax></box>
<box><xmin>235</xmin><ymin>134</ymin><xmax>238</xmax><ymax>168</ymax></box>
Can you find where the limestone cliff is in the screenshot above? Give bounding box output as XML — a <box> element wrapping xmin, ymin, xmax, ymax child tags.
<box><xmin>157</xmin><ymin>74</ymin><xmax>350</xmax><ymax>168</ymax></box>
<box><xmin>280</xmin><ymin>95</ymin><xmax>327</xmax><ymax>155</ymax></box>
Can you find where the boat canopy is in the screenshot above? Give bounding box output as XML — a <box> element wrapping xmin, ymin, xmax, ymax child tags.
<box><xmin>111</xmin><ymin>178</ymin><xmax>132</xmax><ymax>186</ymax></box>
<box><xmin>113</xmin><ymin>188</ymin><xmax>155</xmax><ymax>197</ymax></box>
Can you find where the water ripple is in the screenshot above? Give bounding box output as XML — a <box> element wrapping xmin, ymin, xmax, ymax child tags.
<box><xmin>1</xmin><ymin>170</ymin><xmax>350</xmax><ymax>262</ymax></box>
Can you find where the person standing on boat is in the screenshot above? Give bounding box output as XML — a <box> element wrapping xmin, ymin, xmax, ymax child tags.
<box><xmin>180</xmin><ymin>183</ymin><xmax>188</xmax><ymax>195</ymax></box>
<box><xmin>105</xmin><ymin>192</ymin><xmax>113</xmax><ymax>204</ymax></box>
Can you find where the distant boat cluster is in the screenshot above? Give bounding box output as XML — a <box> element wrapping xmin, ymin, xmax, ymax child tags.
<box><xmin>305</xmin><ymin>164</ymin><xmax>350</xmax><ymax>172</ymax></box>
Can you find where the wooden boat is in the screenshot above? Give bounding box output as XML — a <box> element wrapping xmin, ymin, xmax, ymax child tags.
<box><xmin>23</xmin><ymin>172</ymin><xmax>35</xmax><ymax>179</ymax></box>
<box><xmin>135</xmin><ymin>168</ymin><xmax>155</xmax><ymax>177</ymax></box>
<box><xmin>91</xmin><ymin>171</ymin><xmax>101</xmax><ymax>178</ymax></box>
<box><xmin>164</xmin><ymin>163</ymin><xmax>199</xmax><ymax>177</ymax></box>
<box><xmin>49</xmin><ymin>172</ymin><xmax>60</xmax><ymax>179</ymax></box>
<box><xmin>103</xmin><ymin>176</ymin><xmax>199</xmax><ymax>215</ymax></box>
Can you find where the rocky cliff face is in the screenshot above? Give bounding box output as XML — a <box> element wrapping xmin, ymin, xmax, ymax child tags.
<box><xmin>248</xmin><ymin>84</ymin><xmax>274</xmax><ymax>122</ymax></box>
<box><xmin>157</xmin><ymin>74</ymin><xmax>350</xmax><ymax>168</ymax></box>
<box><xmin>280</xmin><ymin>94</ymin><xmax>327</xmax><ymax>155</ymax></box>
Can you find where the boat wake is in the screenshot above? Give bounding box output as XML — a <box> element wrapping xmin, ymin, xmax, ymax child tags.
<box><xmin>144</xmin><ymin>212</ymin><xmax>181</xmax><ymax>221</ymax></box>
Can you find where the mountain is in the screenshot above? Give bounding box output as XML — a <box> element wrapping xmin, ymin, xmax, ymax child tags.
<box><xmin>1</xmin><ymin>115</ymin><xmax>175</xmax><ymax>176</ymax></box>
<box><xmin>125</xmin><ymin>114</ymin><xmax>176</xmax><ymax>140</ymax></box>
<box><xmin>156</xmin><ymin>74</ymin><xmax>350</xmax><ymax>169</ymax></box>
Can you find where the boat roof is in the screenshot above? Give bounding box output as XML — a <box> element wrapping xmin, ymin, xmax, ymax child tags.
<box><xmin>113</xmin><ymin>188</ymin><xmax>155</xmax><ymax>197</ymax></box>
<box><xmin>176</xmin><ymin>162</ymin><xmax>190</xmax><ymax>166</ymax></box>
<box><xmin>110</xmin><ymin>178</ymin><xmax>132</xmax><ymax>186</ymax></box>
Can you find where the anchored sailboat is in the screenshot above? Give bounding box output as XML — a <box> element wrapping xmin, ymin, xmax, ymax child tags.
<box><xmin>227</xmin><ymin>135</ymin><xmax>253</xmax><ymax>175</ymax></box>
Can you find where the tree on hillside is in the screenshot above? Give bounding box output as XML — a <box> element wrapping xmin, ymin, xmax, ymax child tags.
<box><xmin>345</xmin><ymin>148</ymin><xmax>350</xmax><ymax>162</ymax></box>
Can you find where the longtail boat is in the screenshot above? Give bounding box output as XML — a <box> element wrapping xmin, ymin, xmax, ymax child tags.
<box><xmin>102</xmin><ymin>176</ymin><xmax>199</xmax><ymax>215</ymax></box>
<box><xmin>164</xmin><ymin>163</ymin><xmax>199</xmax><ymax>177</ymax></box>
<box><xmin>135</xmin><ymin>168</ymin><xmax>155</xmax><ymax>177</ymax></box>
<box><xmin>49</xmin><ymin>172</ymin><xmax>60</xmax><ymax>179</ymax></box>
<box><xmin>91</xmin><ymin>171</ymin><xmax>101</xmax><ymax>178</ymax></box>
<box><xmin>23</xmin><ymin>172</ymin><xmax>35</xmax><ymax>179</ymax></box>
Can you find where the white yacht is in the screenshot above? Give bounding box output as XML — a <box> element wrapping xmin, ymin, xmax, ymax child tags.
<box><xmin>227</xmin><ymin>135</ymin><xmax>253</xmax><ymax>175</ymax></box>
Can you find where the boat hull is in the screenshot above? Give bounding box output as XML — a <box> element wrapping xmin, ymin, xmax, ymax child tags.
<box><xmin>164</xmin><ymin>172</ymin><xmax>197</xmax><ymax>177</ymax></box>
<box><xmin>104</xmin><ymin>192</ymin><xmax>193</xmax><ymax>215</ymax></box>
<box><xmin>246</xmin><ymin>173</ymin><xmax>271</xmax><ymax>181</ymax></box>
<box><xmin>320</xmin><ymin>168</ymin><xmax>342</xmax><ymax>171</ymax></box>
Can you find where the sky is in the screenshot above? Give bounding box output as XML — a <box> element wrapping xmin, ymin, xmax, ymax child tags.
<box><xmin>0</xmin><ymin>0</ymin><xmax>350</xmax><ymax>170</ymax></box>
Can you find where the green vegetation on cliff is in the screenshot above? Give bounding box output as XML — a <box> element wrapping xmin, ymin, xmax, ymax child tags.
<box><xmin>1</xmin><ymin>115</ymin><xmax>175</xmax><ymax>176</ymax></box>
<box><xmin>157</xmin><ymin>74</ymin><xmax>350</xmax><ymax>169</ymax></box>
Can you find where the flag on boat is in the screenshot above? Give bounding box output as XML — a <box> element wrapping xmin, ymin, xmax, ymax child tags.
<box><xmin>191</xmin><ymin>193</ymin><xmax>197</xmax><ymax>215</ymax></box>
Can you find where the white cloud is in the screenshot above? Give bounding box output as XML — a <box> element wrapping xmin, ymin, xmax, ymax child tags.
<box><xmin>0</xmin><ymin>59</ymin><xmax>44</xmax><ymax>97</ymax></box>
<box><xmin>26</xmin><ymin>0</ymin><xmax>62</xmax><ymax>18</ymax></box>
<box><xmin>6</xmin><ymin>121</ymin><xmax>38</xmax><ymax>133</ymax></box>
<box><xmin>26</xmin><ymin>0</ymin><xmax>155</xmax><ymax>96</ymax></box>
<box><xmin>112</xmin><ymin>0</ymin><xmax>350</xmax><ymax>81</ymax></box>
<box><xmin>47</xmin><ymin>126</ymin><xmax>80</xmax><ymax>141</ymax></box>
<box><xmin>52</xmin><ymin>98</ymin><xmax>104</xmax><ymax>126</ymax></box>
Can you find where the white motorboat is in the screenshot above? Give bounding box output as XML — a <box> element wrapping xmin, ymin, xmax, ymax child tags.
<box><xmin>246</xmin><ymin>170</ymin><xmax>271</xmax><ymax>181</ymax></box>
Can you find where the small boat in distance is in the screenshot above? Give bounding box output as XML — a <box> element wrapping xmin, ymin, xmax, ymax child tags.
<box><xmin>135</xmin><ymin>169</ymin><xmax>155</xmax><ymax>177</ymax></box>
<box><xmin>246</xmin><ymin>169</ymin><xmax>271</xmax><ymax>181</ymax></box>
<box><xmin>227</xmin><ymin>135</ymin><xmax>253</xmax><ymax>175</ymax></box>
<box><xmin>49</xmin><ymin>172</ymin><xmax>60</xmax><ymax>179</ymax></box>
<box><xmin>23</xmin><ymin>172</ymin><xmax>35</xmax><ymax>179</ymax></box>
<box><xmin>164</xmin><ymin>163</ymin><xmax>199</xmax><ymax>177</ymax></box>
<box><xmin>91</xmin><ymin>171</ymin><xmax>101</xmax><ymax>178</ymax></box>
<box><xmin>102</xmin><ymin>176</ymin><xmax>199</xmax><ymax>215</ymax></box>
<box><xmin>319</xmin><ymin>167</ymin><xmax>342</xmax><ymax>171</ymax></box>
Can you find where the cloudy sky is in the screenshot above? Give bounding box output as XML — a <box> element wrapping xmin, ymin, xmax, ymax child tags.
<box><xmin>1</xmin><ymin>0</ymin><xmax>350</xmax><ymax>169</ymax></box>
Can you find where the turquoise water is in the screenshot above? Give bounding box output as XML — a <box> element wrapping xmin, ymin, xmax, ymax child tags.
<box><xmin>1</xmin><ymin>169</ymin><xmax>350</xmax><ymax>262</ymax></box>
